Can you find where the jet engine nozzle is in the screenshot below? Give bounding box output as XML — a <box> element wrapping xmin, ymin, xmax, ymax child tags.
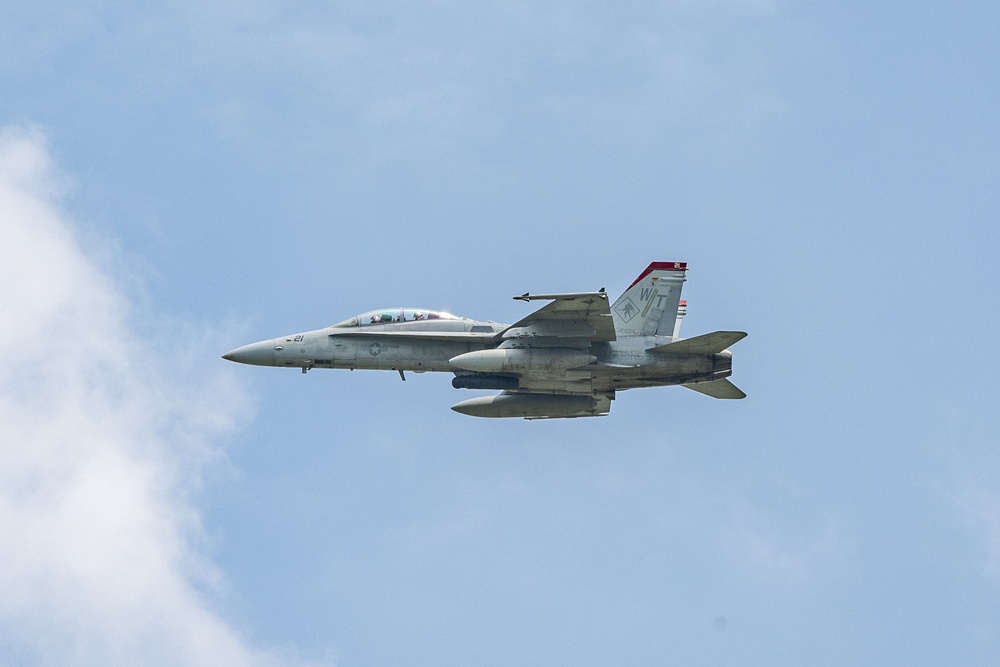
<box><xmin>712</xmin><ymin>350</ymin><xmax>733</xmax><ymax>374</ymax></box>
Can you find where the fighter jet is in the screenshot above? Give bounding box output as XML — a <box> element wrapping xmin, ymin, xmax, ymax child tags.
<box><xmin>223</xmin><ymin>262</ymin><xmax>746</xmax><ymax>419</ymax></box>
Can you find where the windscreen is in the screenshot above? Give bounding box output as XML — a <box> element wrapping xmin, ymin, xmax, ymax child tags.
<box><xmin>331</xmin><ymin>308</ymin><xmax>462</xmax><ymax>328</ymax></box>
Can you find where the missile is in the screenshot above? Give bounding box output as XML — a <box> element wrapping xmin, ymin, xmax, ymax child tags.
<box><xmin>450</xmin><ymin>348</ymin><xmax>595</xmax><ymax>374</ymax></box>
<box><xmin>452</xmin><ymin>374</ymin><xmax>520</xmax><ymax>391</ymax></box>
<box><xmin>451</xmin><ymin>393</ymin><xmax>596</xmax><ymax>419</ymax></box>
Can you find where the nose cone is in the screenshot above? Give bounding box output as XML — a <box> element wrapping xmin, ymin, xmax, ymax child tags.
<box><xmin>222</xmin><ymin>340</ymin><xmax>276</xmax><ymax>366</ymax></box>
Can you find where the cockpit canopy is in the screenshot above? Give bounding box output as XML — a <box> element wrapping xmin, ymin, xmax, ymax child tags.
<box><xmin>331</xmin><ymin>308</ymin><xmax>466</xmax><ymax>328</ymax></box>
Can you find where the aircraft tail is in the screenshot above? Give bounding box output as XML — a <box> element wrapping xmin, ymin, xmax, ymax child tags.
<box><xmin>672</xmin><ymin>300</ymin><xmax>687</xmax><ymax>338</ymax></box>
<box><xmin>611</xmin><ymin>262</ymin><xmax>687</xmax><ymax>337</ymax></box>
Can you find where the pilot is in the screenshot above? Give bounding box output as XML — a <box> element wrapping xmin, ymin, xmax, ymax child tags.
<box><xmin>413</xmin><ymin>311</ymin><xmax>425</xmax><ymax>320</ymax></box>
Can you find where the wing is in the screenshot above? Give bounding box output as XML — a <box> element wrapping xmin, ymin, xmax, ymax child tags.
<box><xmin>496</xmin><ymin>291</ymin><xmax>616</xmax><ymax>344</ymax></box>
<box><xmin>452</xmin><ymin>291</ymin><xmax>616</xmax><ymax>418</ymax></box>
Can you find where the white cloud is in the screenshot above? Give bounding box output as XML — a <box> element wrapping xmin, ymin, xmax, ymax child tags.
<box><xmin>0</xmin><ymin>126</ymin><xmax>307</xmax><ymax>666</ymax></box>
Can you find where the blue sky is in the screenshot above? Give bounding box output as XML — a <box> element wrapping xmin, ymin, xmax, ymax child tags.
<box><xmin>1</xmin><ymin>1</ymin><xmax>998</xmax><ymax>665</ymax></box>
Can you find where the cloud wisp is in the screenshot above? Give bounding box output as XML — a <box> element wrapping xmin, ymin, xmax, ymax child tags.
<box><xmin>0</xmin><ymin>126</ymin><xmax>296</xmax><ymax>666</ymax></box>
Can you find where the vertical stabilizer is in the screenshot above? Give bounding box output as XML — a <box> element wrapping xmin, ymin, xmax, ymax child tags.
<box><xmin>611</xmin><ymin>262</ymin><xmax>687</xmax><ymax>337</ymax></box>
<box><xmin>672</xmin><ymin>299</ymin><xmax>687</xmax><ymax>338</ymax></box>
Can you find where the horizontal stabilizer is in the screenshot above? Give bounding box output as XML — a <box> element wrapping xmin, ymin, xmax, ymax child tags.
<box><xmin>683</xmin><ymin>378</ymin><xmax>746</xmax><ymax>399</ymax></box>
<box><xmin>649</xmin><ymin>330</ymin><xmax>747</xmax><ymax>354</ymax></box>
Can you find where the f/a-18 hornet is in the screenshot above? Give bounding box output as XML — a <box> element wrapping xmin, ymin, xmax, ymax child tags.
<box><xmin>223</xmin><ymin>262</ymin><xmax>746</xmax><ymax>419</ymax></box>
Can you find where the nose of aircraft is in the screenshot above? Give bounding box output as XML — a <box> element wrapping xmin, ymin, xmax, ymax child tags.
<box><xmin>222</xmin><ymin>340</ymin><xmax>276</xmax><ymax>366</ymax></box>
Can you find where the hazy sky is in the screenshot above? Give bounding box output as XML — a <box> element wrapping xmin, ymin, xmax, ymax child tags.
<box><xmin>2</xmin><ymin>1</ymin><xmax>999</xmax><ymax>665</ymax></box>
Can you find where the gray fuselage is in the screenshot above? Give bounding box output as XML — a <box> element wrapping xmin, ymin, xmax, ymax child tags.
<box><xmin>224</xmin><ymin>315</ymin><xmax>732</xmax><ymax>396</ymax></box>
